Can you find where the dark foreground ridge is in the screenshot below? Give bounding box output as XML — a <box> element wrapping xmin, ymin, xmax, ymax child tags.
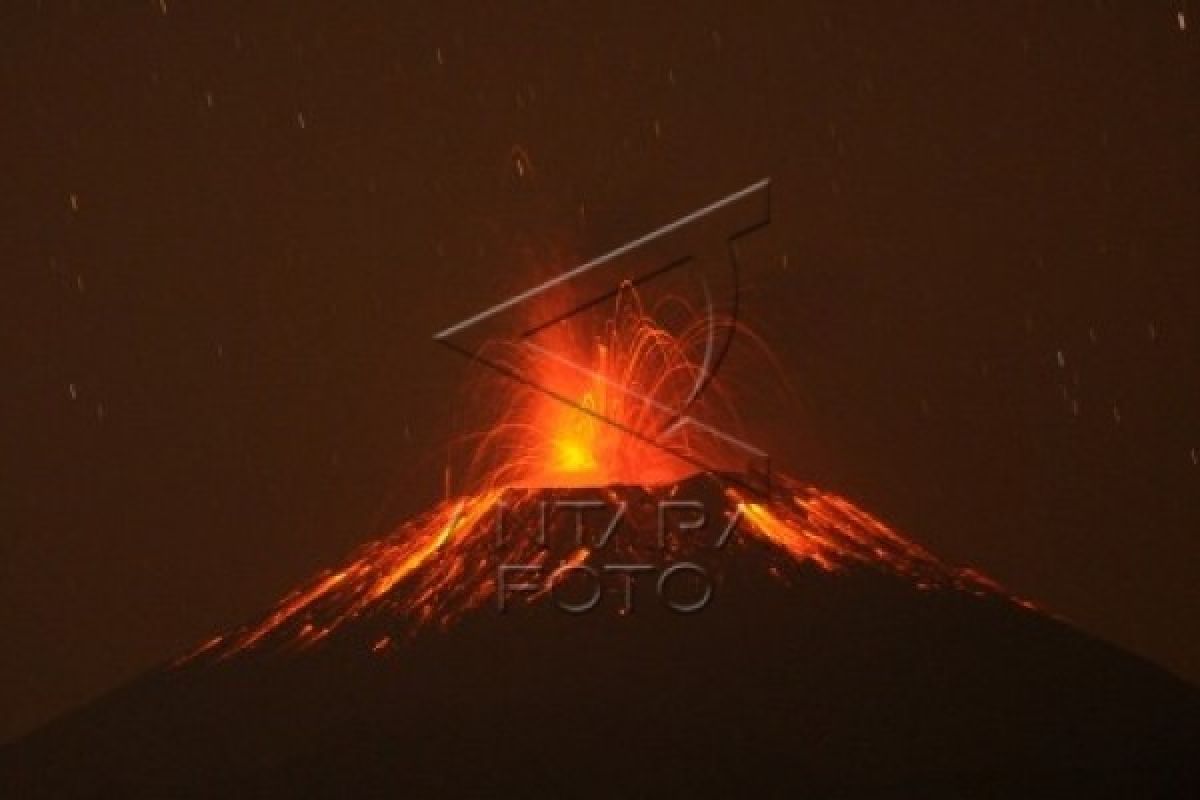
<box><xmin>3</xmin><ymin>474</ymin><xmax>1197</xmax><ymax>798</ymax></box>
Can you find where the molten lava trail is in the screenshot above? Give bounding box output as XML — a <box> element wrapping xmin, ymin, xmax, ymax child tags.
<box><xmin>182</xmin><ymin>286</ymin><xmax>1033</xmax><ymax>663</ymax></box>
<box><xmin>184</xmin><ymin>472</ymin><xmax>1029</xmax><ymax>662</ymax></box>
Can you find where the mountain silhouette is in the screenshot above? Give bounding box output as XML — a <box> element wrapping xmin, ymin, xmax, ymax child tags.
<box><xmin>3</xmin><ymin>473</ymin><xmax>1197</xmax><ymax>798</ymax></box>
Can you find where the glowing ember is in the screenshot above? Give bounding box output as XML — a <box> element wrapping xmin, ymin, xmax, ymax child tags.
<box><xmin>182</xmin><ymin>285</ymin><xmax>1028</xmax><ymax>664</ymax></box>
<box><xmin>451</xmin><ymin>284</ymin><xmax>750</xmax><ymax>491</ymax></box>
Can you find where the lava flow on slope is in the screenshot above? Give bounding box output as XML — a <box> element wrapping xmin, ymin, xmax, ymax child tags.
<box><xmin>183</xmin><ymin>286</ymin><xmax>1025</xmax><ymax>664</ymax></box>
<box><xmin>185</xmin><ymin>473</ymin><xmax>1025</xmax><ymax>663</ymax></box>
<box><xmin>7</xmin><ymin>285</ymin><xmax>1198</xmax><ymax>800</ymax></box>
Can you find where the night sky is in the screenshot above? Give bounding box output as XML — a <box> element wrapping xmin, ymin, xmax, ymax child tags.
<box><xmin>3</xmin><ymin>2</ymin><xmax>1197</xmax><ymax>743</ymax></box>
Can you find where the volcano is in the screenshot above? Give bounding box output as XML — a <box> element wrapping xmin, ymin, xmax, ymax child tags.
<box><xmin>6</xmin><ymin>283</ymin><xmax>1198</xmax><ymax>797</ymax></box>
<box><xmin>2</xmin><ymin>471</ymin><xmax>1197</xmax><ymax>798</ymax></box>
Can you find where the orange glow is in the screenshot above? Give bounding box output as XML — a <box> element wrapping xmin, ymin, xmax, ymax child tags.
<box><xmin>451</xmin><ymin>285</ymin><xmax>748</xmax><ymax>492</ymax></box>
<box><xmin>182</xmin><ymin>476</ymin><xmax>1029</xmax><ymax>662</ymax></box>
<box><xmin>179</xmin><ymin>284</ymin><xmax>1028</xmax><ymax>664</ymax></box>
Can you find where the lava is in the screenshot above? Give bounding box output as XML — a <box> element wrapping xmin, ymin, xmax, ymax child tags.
<box><xmin>183</xmin><ymin>285</ymin><xmax>1027</xmax><ymax>663</ymax></box>
<box><xmin>449</xmin><ymin>283</ymin><xmax>759</xmax><ymax>493</ymax></box>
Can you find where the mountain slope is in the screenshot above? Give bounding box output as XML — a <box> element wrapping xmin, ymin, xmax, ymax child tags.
<box><xmin>3</xmin><ymin>473</ymin><xmax>1197</xmax><ymax>798</ymax></box>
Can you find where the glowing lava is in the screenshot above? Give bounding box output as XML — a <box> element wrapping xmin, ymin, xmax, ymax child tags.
<box><xmin>452</xmin><ymin>286</ymin><xmax>750</xmax><ymax>492</ymax></box>
<box><xmin>183</xmin><ymin>286</ymin><xmax>1028</xmax><ymax>663</ymax></box>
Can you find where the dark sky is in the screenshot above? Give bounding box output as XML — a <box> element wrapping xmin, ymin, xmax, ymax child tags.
<box><xmin>3</xmin><ymin>1</ymin><xmax>1197</xmax><ymax>743</ymax></box>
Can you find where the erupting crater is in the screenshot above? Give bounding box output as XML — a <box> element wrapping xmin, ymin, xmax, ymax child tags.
<box><xmin>5</xmin><ymin>288</ymin><xmax>1197</xmax><ymax>800</ymax></box>
<box><xmin>185</xmin><ymin>287</ymin><xmax>1023</xmax><ymax>663</ymax></box>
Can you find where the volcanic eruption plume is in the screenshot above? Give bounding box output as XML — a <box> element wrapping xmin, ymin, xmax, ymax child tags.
<box><xmin>184</xmin><ymin>284</ymin><xmax>1023</xmax><ymax>663</ymax></box>
<box><xmin>8</xmin><ymin>267</ymin><xmax>1197</xmax><ymax>800</ymax></box>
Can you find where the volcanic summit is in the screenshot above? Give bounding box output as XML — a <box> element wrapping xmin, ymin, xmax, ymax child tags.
<box><xmin>2</xmin><ymin>470</ymin><xmax>1198</xmax><ymax>798</ymax></box>
<box><xmin>3</xmin><ymin>291</ymin><xmax>1197</xmax><ymax>798</ymax></box>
